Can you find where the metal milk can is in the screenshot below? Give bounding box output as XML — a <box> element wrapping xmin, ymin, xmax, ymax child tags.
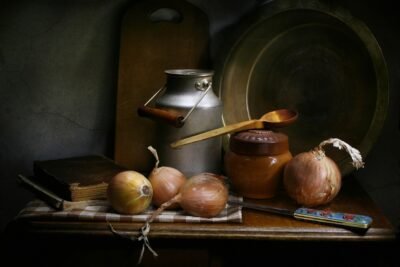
<box><xmin>138</xmin><ymin>69</ymin><xmax>223</xmax><ymax>176</ymax></box>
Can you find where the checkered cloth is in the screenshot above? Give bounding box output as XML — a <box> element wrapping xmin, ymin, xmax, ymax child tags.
<box><xmin>16</xmin><ymin>195</ymin><xmax>243</xmax><ymax>223</ymax></box>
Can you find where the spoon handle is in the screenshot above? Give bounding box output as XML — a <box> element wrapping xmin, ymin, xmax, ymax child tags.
<box><xmin>171</xmin><ymin>120</ymin><xmax>264</xmax><ymax>148</ymax></box>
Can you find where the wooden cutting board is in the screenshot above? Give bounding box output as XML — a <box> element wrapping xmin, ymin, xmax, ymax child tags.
<box><xmin>114</xmin><ymin>0</ymin><xmax>209</xmax><ymax>172</ymax></box>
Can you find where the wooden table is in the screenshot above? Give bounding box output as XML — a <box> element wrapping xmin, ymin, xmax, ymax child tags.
<box><xmin>3</xmin><ymin>177</ymin><xmax>398</xmax><ymax>266</ymax></box>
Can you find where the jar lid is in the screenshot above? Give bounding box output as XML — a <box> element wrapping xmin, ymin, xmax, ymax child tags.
<box><xmin>229</xmin><ymin>130</ymin><xmax>289</xmax><ymax>156</ymax></box>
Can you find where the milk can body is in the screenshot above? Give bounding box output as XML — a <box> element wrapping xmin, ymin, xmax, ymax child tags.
<box><xmin>153</xmin><ymin>69</ymin><xmax>223</xmax><ymax>177</ymax></box>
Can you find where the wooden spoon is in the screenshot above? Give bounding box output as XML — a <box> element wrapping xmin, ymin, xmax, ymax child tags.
<box><xmin>171</xmin><ymin>109</ymin><xmax>298</xmax><ymax>148</ymax></box>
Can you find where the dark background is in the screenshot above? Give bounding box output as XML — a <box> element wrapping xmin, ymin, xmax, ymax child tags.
<box><xmin>0</xmin><ymin>0</ymin><xmax>399</xmax><ymax>233</ymax></box>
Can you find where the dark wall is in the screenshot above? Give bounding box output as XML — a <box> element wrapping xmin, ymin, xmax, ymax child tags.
<box><xmin>0</xmin><ymin>0</ymin><xmax>130</xmax><ymax>231</ymax></box>
<box><xmin>0</xmin><ymin>0</ymin><xmax>399</xmax><ymax>232</ymax></box>
<box><xmin>345</xmin><ymin>0</ymin><xmax>400</xmax><ymax>232</ymax></box>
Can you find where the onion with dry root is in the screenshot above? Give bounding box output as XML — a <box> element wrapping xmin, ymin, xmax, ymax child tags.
<box><xmin>283</xmin><ymin>138</ymin><xmax>364</xmax><ymax>207</ymax></box>
<box><xmin>147</xmin><ymin>146</ymin><xmax>186</xmax><ymax>209</ymax></box>
<box><xmin>117</xmin><ymin>172</ymin><xmax>229</xmax><ymax>264</ymax></box>
<box><xmin>148</xmin><ymin>172</ymin><xmax>229</xmax><ymax>220</ymax></box>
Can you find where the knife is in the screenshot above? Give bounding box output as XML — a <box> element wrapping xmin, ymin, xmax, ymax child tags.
<box><xmin>228</xmin><ymin>199</ymin><xmax>373</xmax><ymax>230</ymax></box>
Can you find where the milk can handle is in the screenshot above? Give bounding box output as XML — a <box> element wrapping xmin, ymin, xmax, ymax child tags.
<box><xmin>137</xmin><ymin>81</ymin><xmax>212</xmax><ymax>128</ymax></box>
<box><xmin>137</xmin><ymin>106</ymin><xmax>185</xmax><ymax>128</ymax></box>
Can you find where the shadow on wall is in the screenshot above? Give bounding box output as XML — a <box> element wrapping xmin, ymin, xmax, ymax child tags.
<box><xmin>0</xmin><ymin>0</ymin><xmax>131</xmax><ymax>231</ymax></box>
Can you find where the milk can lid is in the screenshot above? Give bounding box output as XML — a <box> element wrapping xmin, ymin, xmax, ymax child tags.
<box><xmin>165</xmin><ymin>69</ymin><xmax>214</xmax><ymax>77</ymax></box>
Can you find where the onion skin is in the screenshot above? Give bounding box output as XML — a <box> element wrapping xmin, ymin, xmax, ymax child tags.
<box><xmin>283</xmin><ymin>151</ymin><xmax>341</xmax><ymax>207</ymax></box>
<box><xmin>146</xmin><ymin>173</ymin><xmax>229</xmax><ymax>223</ymax></box>
<box><xmin>149</xmin><ymin>166</ymin><xmax>186</xmax><ymax>208</ymax></box>
<box><xmin>179</xmin><ymin>173</ymin><xmax>229</xmax><ymax>218</ymax></box>
<box><xmin>107</xmin><ymin>171</ymin><xmax>153</xmax><ymax>214</ymax></box>
<box><xmin>133</xmin><ymin>174</ymin><xmax>228</xmax><ymax>265</ymax></box>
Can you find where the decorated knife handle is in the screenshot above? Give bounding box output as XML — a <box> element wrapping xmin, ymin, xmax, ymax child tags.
<box><xmin>294</xmin><ymin>208</ymin><xmax>373</xmax><ymax>229</ymax></box>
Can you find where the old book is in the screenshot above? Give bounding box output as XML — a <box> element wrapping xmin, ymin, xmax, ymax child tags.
<box><xmin>32</xmin><ymin>155</ymin><xmax>126</xmax><ymax>201</ymax></box>
<box><xmin>17</xmin><ymin>174</ymin><xmax>106</xmax><ymax>210</ymax></box>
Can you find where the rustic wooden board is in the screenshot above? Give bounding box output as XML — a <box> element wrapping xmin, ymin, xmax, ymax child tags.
<box><xmin>114</xmin><ymin>0</ymin><xmax>209</xmax><ymax>172</ymax></box>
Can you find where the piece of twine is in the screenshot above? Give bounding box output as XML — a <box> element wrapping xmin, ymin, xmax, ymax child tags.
<box><xmin>108</xmin><ymin>222</ymin><xmax>158</xmax><ymax>265</ymax></box>
<box><xmin>318</xmin><ymin>138</ymin><xmax>365</xmax><ymax>169</ymax></box>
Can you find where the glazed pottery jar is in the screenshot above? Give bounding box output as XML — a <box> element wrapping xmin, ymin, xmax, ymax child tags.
<box><xmin>224</xmin><ymin>130</ymin><xmax>292</xmax><ymax>199</ymax></box>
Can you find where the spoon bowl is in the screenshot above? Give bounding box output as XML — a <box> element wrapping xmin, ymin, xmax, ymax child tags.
<box><xmin>171</xmin><ymin>109</ymin><xmax>298</xmax><ymax>148</ymax></box>
<box><xmin>261</xmin><ymin>109</ymin><xmax>298</xmax><ymax>128</ymax></box>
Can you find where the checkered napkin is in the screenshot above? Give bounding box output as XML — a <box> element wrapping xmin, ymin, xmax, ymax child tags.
<box><xmin>16</xmin><ymin>195</ymin><xmax>243</xmax><ymax>223</ymax></box>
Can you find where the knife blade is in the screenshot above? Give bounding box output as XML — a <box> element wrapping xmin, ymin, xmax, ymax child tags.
<box><xmin>228</xmin><ymin>199</ymin><xmax>373</xmax><ymax>230</ymax></box>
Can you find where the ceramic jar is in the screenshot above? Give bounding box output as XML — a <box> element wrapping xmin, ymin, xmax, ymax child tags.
<box><xmin>224</xmin><ymin>130</ymin><xmax>292</xmax><ymax>199</ymax></box>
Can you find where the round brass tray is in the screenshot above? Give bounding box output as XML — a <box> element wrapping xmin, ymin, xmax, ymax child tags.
<box><xmin>216</xmin><ymin>1</ymin><xmax>388</xmax><ymax>175</ymax></box>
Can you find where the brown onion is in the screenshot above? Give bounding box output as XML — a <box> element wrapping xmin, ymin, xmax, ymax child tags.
<box><xmin>178</xmin><ymin>173</ymin><xmax>228</xmax><ymax>217</ymax></box>
<box><xmin>283</xmin><ymin>138</ymin><xmax>364</xmax><ymax>207</ymax></box>
<box><xmin>147</xmin><ymin>172</ymin><xmax>228</xmax><ymax>222</ymax></box>
<box><xmin>147</xmin><ymin>146</ymin><xmax>186</xmax><ymax>208</ymax></box>
<box><xmin>125</xmin><ymin>173</ymin><xmax>228</xmax><ymax>264</ymax></box>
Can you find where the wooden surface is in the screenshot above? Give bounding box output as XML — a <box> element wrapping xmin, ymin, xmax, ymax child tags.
<box><xmin>114</xmin><ymin>0</ymin><xmax>210</xmax><ymax>173</ymax></box>
<box><xmin>7</xmin><ymin>177</ymin><xmax>396</xmax><ymax>242</ymax></box>
<box><xmin>4</xmin><ymin>177</ymin><xmax>398</xmax><ymax>267</ymax></box>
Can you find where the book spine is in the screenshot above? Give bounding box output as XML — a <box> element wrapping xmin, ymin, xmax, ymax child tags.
<box><xmin>33</xmin><ymin>162</ymin><xmax>72</xmax><ymax>201</ymax></box>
